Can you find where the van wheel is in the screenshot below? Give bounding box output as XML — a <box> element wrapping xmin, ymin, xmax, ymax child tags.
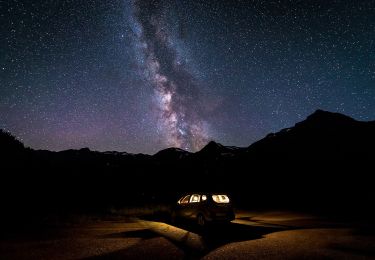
<box><xmin>197</xmin><ymin>214</ymin><xmax>206</xmax><ymax>227</ymax></box>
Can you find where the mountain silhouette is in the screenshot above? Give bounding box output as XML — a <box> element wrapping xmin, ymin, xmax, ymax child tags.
<box><xmin>2</xmin><ymin>109</ymin><xmax>373</xmax><ymax>162</ymax></box>
<box><xmin>247</xmin><ymin>109</ymin><xmax>375</xmax><ymax>160</ymax></box>
<box><xmin>0</xmin><ymin>129</ymin><xmax>25</xmax><ymax>154</ymax></box>
<box><xmin>199</xmin><ymin>141</ymin><xmax>226</xmax><ymax>153</ymax></box>
<box><xmin>198</xmin><ymin>141</ymin><xmax>243</xmax><ymax>155</ymax></box>
<box><xmin>1</xmin><ymin>110</ymin><xmax>375</xmax><ymax>214</ymax></box>
<box><xmin>153</xmin><ymin>147</ymin><xmax>191</xmax><ymax>161</ymax></box>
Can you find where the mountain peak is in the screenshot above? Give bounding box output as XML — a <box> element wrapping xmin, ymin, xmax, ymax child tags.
<box><xmin>297</xmin><ymin>109</ymin><xmax>356</xmax><ymax>128</ymax></box>
<box><xmin>207</xmin><ymin>140</ymin><xmax>224</xmax><ymax>147</ymax></box>
<box><xmin>197</xmin><ymin>140</ymin><xmax>238</xmax><ymax>156</ymax></box>
<box><xmin>248</xmin><ymin>109</ymin><xmax>373</xmax><ymax>155</ymax></box>
<box><xmin>199</xmin><ymin>141</ymin><xmax>224</xmax><ymax>152</ymax></box>
<box><xmin>153</xmin><ymin>147</ymin><xmax>191</xmax><ymax>160</ymax></box>
<box><xmin>309</xmin><ymin>109</ymin><xmax>354</xmax><ymax>120</ymax></box>
<box><xmin>79</xmin><ymin>147</ymin><xmax>91</xmax><ymax>152</ymax></box>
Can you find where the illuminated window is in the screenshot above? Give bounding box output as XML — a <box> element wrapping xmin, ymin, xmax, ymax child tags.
<box><xmin>190</xmin><ymin>194</ymin><xmax>200</xmax><ymax>203</ymax></box>
<box><xmin>201</xmin><ymin>195</ymin><xmax>207</xmax><ymax>201</ymax></box>
<box><xmin>180</xmin><ymin>195</ymin><xmax>190</xmax><ymax>204</ymax></box>
<box><xmin>212</xmin><ymin>194</ymin><xmax>230</xmax><ymax>203</ymax></box>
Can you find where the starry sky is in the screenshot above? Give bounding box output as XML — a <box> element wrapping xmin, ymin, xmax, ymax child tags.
<box><xmin>1</xmin><ymin>0</ymin><xmax>374</xmax><ymax>154</ymax></box>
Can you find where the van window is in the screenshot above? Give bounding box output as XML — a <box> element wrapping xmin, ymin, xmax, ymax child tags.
<box><xmin>212</xmin><ymin>194</ymin><xmax>230</xmax><ymax>203</ymax></box>
<box><xmin>190</xmin><ymin>194</ymin><xmax>200</xmax><ymax>203</ymax></box>
<box><xmin>180</xmin><ymin>195</ymin><xmax>191</xmax><ymax>204</ymax></box>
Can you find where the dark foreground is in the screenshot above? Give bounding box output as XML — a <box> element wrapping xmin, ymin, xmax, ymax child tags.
<box><xmin>1</xmin><ymin>211</ymin><xmax>375</xmax><ymax>260</ymax></box>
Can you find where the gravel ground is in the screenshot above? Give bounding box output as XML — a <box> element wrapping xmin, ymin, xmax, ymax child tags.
<box><xmin>1</xmin><ymin>211</ymin><xmax>375</xmax><ymax>259</ymax></box>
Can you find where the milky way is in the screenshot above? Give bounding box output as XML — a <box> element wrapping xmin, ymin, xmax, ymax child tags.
<box><xmin>1</xmin><ymin>1</ymin><xmax>374</xmax><ymax>153</ymax></box>
<box><xmin>131</xmin><ymin>0</ymin><xmax>209</xmax><ymax>151</ymax></box>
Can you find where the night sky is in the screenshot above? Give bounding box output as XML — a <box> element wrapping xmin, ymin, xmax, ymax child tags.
<box><xmin>1</xmin><ymin>0</ymin><xmax>374</xmax><ymax>154</ymax></box>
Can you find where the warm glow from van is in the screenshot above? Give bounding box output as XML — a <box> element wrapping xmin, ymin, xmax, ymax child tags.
<box><xmin>212</xmin><ymin>194</ymin><xmax>230</xmax><ymax>203</ymax></box>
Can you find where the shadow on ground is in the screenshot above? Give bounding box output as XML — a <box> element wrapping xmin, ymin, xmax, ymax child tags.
<box><xmin>83</xmin><ymin>215</ymin><xmax>295</xmax><ymax>259</ymax></box>
<box><xmin>101</xmin><ymin>228</ymin><xmax>160</xmax><ymax>239</ymax></box>
<box><xmin>168</xmin><ymin>218</ymin><xmax>293</xmax><ymax>257</ymax></box>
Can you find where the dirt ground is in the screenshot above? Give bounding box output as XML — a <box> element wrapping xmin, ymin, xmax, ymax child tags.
<box><xmin>1</xmin><ymin>211</ymin><xmax>375</xmax><ymax>259</ymax></box>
